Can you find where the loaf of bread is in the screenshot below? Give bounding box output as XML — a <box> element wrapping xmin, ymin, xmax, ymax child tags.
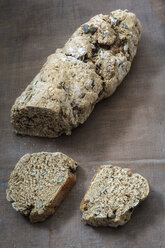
<box><xmin>6</xmin><ymin>152</ymin><xmax>77</xmax><ymax>223</ymax></box>
<box><xmin>11</xmin><ymin>9</ymin><xmax>142</xmax><ymax>137</ymax></box>
<box><xmin>80</xmin><ymin>165</ymin><xmax>149</xmax><ymax>227</ymax></box>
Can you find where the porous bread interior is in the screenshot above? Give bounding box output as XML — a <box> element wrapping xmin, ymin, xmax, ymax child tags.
<box><xmin>6</xmin><ymin>152</ymin><xmax>77</xmax><ymax>222</ymax></box>
<box><xmin>80</xmin><ymin>165</ymin><xmax>149</xmax><ymax>227</ymax></box>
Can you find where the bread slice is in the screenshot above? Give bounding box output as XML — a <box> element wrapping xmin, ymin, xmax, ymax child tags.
<box><xmin>6</xmin><ymin>152</ymin><xmax>77</xmax><ymax>223</ymax></box>
<box><xmin>11</xmin><ymin>9</ymin><xmax>142</xmax><ymax>138</ymax></box>
<box><xmin>80</xmin><ymin>165</ymin><xmax>149</xmax><ymax>227</ymax></box>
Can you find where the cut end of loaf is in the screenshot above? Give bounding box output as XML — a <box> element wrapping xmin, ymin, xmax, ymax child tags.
<box><xmin>11</xmin><ymin>105</ymin><xmax>70</xmax><ymax>138</ymax></box>
<box><xmin>6</xmin><ymin>152</ymin><xmax>77</xmax><ymax>223</ymax></box>
<box><xmin>80</xmin><ymin>165</ymin><xmax>149</xmax><ymax>227</ymax></box>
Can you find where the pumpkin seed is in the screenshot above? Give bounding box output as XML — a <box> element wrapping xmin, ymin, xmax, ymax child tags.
<box><xmin>41</xmin><ymin>171</ymin><xmax>47</xmax><ymax>176</ymax></box>
<box><xmin>108</xmin><ymin>212</ymin><xmax>116</xmax><ymax>218</ymax></box>
<box><xmin>36</xmin><ymin>181</ymin><xmax>40</xmax><ymax>187</ymax></box>
<box><xmin>82</xmin><ymin>24</ymin><xmax>89</xmax><ymax>33</ymax></box>
<box><xmin>30</xmin><ymin>171</ymin><xmax>36</xmax><ymax>176</ymax></box>
<box><xmin>124</xmin><ymin>43</ymin><xmax>129</xmax><ymax>51</ymax></box>
<box><xmin>110</xmin><ymin>17</ymin><xmax>121</xmax><ymax>26</ymax></box>
<box><xmin>33</xmin><ymin>80</ymin><xmax>38</xmax><ymax>85</ymax></box>
<box><xmin>57</xmin><ymin>176</ymin><xmax>64</xmax><ymax>184</ymax></box>
<box><xmin>89</xmin><ymin>25</ymin><xmax>97</xmax><ymax>34</ymax></box>
<box><xmin>82</xmin><ymin>24</ymin><xmax>97</xmax><ymax>34</ymax></box>
<box><xmin>61</xmin><ymin>81</ymin><xmax>66</xmax><ymax>90</ymax></box>
<box><xmin>101</xmin><ymin>188</ymin><xmax>107</xmax><ymax>194</ymax></box>
<box><xmin>10</xmin><ymin>195</ymin><xmax>16</xmax><ymax>202</ymax></box>
<box><xmin>91</xmin><ymin>80</ymin><xmax>95</xmax><ymax>88</ymax></box>
<box><xmin>39</xmin><ymin>199</ymin><xmax>43</xmax><ymax>208</ymax></box>
<box><xmin>22</xmin><ymin>95</ymin><xmax>28</xmax><ymax>101</ymax></box>
<box><xmin>122</xmin><ymin>23</ymin><xmax>128</xmax><ymax>29</ymax></box>
<box><xmin>115</xmin><ymin>19</ymin><xmax>121</xmax><ymax>25</ymax></box>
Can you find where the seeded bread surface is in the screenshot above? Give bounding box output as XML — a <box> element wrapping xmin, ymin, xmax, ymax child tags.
<box><xmin>6</xmin><ymin>152</ymin><xmax>77</xmax><ymax>223</ymax></box>
<box><xmin>11</xmin><ymin>9</ymin><xmax>142</xmax><ymax>137</ymax></box>
<box><xmin>80</xmin><ymin>165</ymin><xmax>149</xmax><ymax>227</ymax></box>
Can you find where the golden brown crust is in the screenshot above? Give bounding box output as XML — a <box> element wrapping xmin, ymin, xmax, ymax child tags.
<box><xmin>30</xmin><ymin>171</ymin><xmax>76</xmax><ymax>223</ymax></box>
<box><xmin>80</xmin><ymin>166</ymin><xmax>102</xmax><ymax>212</ymax></box>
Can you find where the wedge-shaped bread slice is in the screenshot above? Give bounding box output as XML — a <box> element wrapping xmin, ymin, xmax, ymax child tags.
<box><xmin>6</xmin><ymin>152</ymin><xmax>77</xmax><ymax>223</ymax></box>
<box><xmin>80</xmin><ymin>165</ymin><xmax>149</xmax><ymax>227</ymax></box>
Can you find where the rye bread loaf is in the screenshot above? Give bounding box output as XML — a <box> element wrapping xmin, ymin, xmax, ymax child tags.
<box><xmin>80</xmin><ymin>165</ymin><xmax>149</xmax><ymax>227</ymax></box>
<box><xmin>11</xmin><ymin>9</ymin><xmax>142</xmax><ymax>138</ymax></box>
<box><xmin>6</xmin><ymin>152</ymin><xmax>77</xmax><ymax>223</ymax></box>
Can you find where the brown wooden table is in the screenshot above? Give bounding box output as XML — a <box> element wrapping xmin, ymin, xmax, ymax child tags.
<box><xmin>0</xmin><ymin>0</ymin><xmax>165</xmax><ymax>247</ymax></box>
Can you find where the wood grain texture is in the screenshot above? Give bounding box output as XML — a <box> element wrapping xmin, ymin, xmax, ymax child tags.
<box><xmin>0</xmin><ymin>0</ymin><xmax>165</xmax><ymax>247</ymax></box>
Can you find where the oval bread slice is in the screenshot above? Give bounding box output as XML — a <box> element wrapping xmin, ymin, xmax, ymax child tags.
<box><xmin>6</xmin><ymin>152</ymin><xmax>77</xmax><ymax>223</ymax></box>
<box><xmin>80</xmin><ymin>165</ymin><xmax>149</xmax><ymax>227</ymax></box>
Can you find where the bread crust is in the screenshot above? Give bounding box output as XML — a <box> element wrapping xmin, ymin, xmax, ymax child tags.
<box><xmin>29</xmin><ymin>171</ymin><xmax>76</xmax><ymax>223</ymax></box>
<box><xmin>80</xmin><ymin>166</ymin><xmax>102</xmax><ymax>212</ymax></box>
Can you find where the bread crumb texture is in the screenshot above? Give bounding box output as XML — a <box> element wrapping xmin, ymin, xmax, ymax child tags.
<box><xmin>6</xmin><ymin>152</ymin><xmax>77</xmax><ymax>223</ymax></box>
<box><xmin>11</xmin><ymin>9</ymin><xmax>142</xmax><ymax>137</ymax></box>
<box><xmin>80</xmin><ymin>165</ymin><xmax>149</xmax><ymax>227</ymax></box>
